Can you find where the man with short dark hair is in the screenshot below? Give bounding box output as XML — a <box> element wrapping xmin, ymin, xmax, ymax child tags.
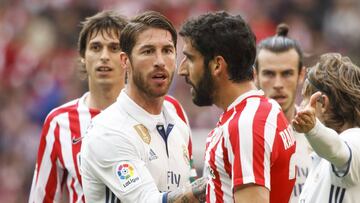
<box><xmin>178</xmin><ymin>11</ymin><xmax>296</xmax><ymax>203</ymax></box>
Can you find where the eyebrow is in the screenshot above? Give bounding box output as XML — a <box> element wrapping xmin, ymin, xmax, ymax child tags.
<box><xmin>183</xmin><ymin>51</ymin><xmax>192</xmax><ymax>58</ymax></box>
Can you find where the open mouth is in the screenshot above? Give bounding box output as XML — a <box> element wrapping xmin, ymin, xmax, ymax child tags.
<box><xmin>96</xmin><ymin>66</ymin><xmax>112</xmax><ymax>72</ymax></box>
<box><xmin>152</xmin><ymin>72</ymin><xmax>167</xmax><ymax>80</ymax></box>
<box><xmin>271</xmin><ymin>95</ymin><xmax>287</xmax><ymax>104</ymax></box>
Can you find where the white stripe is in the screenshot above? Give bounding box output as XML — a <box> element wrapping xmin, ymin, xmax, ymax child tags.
<box><xmin>216</xmin><ymin>138</ymin><xmax>233</xmax><ymax>202</ymax></box>
<box><xmin>238</xmin><ymin>97</ymin><xmax>260</xmax><ymax>184</ymax></box>
<box><xmin>264</xmin><ymin>100</ymin><xmax>280</xmax><ymax>189</ymax></box>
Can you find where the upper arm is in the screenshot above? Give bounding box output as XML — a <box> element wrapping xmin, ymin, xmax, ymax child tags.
<box><xmin>234</xmin><ymin>184</ymin><xmax>269</xmax><ymax>203</ymax></box>
<box><xmin>29</xmin><ymin>116</ymin><xmax>64</xmax><ymax>202</ymax></box>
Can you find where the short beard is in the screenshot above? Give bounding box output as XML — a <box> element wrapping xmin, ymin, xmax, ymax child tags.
<box><xmin>192</xmin><ymin>64</ymin><xmax>214</xmax><ymax>106</ymax></box>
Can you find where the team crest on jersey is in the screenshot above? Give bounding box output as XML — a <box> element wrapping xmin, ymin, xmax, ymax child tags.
<box><xmin>182</xmin><ymin>145</ymin><xmax>190</xmax><ymax>165</ymax></box>
<box><xmin>116</xmin><ymin>161</ymin><xmax>141</xmax><ymax>191</ymax></box>
<box><xmin>134</xmin><ymin>124</ymin><xmax>151</xmax><ymax>144</ymax></box>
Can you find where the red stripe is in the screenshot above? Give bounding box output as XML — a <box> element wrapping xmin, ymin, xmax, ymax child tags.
<box><xmin>164</xmin><ymin>95</ymin><xmax>187</xmax><ymax>124</ymax></box>
<box><xmin>228</xmin><ymin>103</ymin><xmax>244</xmax><ymax>188</ymax></box>
<box><xmin>209</xmin><ymin>139</ymin><xmax>224</xmax><ymax>203</ymax></box>
<box><xmin>187</xmin><ymin>136</ymin><xmax>193</xmax><ymax>161</ymax></box>
<box><xmin>35</xmin><ymin>104</ymin><xmax>78</xmax><ymax>184</ymax></box>
<box><xmin>89</xmin><ymin>108</ymin><xmax>101</xmax><ymax>118</ymax></box>
<box><xmin>206</xmin><ymin>182</ymin><xmax>211</xmax><ymax>202</ymax></box>
<box><xmin>252</xmin><ymin>99</ymin><xmax>271</xmax><ymax>186</ymax></box>
<box><xmin>44</xmin><ymin>123</ymin><xmax>61</xmax><ymax>202</ymax></box>
<box><xmin>221</xmin><ymin>137</ymin><xmax>231</xmax><ymax>178</ymax></box>
<box><xmin>69</xmin><ymin>108</ymin><xmax>81</xmax><ymax>202</ymax></box>
<box><xmin>70</xmin><ymin>178</ymin><xmax>76</xmax><ymax>203</ymax></box>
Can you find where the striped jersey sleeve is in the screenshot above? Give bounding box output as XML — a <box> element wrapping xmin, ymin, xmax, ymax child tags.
<box><xmin>28</xmin><ymin>95</ymin><xmax>100</xmax><ymax>203</ymax></box>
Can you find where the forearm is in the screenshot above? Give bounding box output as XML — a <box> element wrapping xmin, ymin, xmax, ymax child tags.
<box><xmin>306</xmin><ymin>119</ymin><xmax>350</xmax><ymax>167</ymax></box>
<box><xmin>167</xmin><ymin>177</ymin><xmax>207</xmax><ymax>203</ymax></box>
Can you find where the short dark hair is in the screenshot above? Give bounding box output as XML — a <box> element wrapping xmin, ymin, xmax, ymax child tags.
<box><xmin>78</xmin><ymin>10</ymin><xmax>128</xmax><ymax>58</ymax></box>
<box><xmin>255</xmin><ymin>23</ymin><xmax>303</xmax><ymax>72</ymax></box>
<box><xmin>120</xmin><ymin>11</ymin><xmax>177</xmax><ymax>56</ymax></box>
<box><xmin>179</xmin><ymin>11</ymin><xmax>256</xmax><ymax>82</ymax></box>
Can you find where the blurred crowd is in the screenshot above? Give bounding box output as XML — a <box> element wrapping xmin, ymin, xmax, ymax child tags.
<box><xmin>0</xmin><ymin>0</ymin><xmax>359</xmax><ymax>202</ymax></box>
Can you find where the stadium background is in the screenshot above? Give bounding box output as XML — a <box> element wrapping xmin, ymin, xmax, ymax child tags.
<box><xmin>1</xmin><ymin>0</ymin><xmax>360</xmax><ymax>202</ymax></box>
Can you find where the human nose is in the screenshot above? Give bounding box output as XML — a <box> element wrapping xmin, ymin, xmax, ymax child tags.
<box><xmin>273</xmin><ymin>75</ymin><xmax>284</xmax><ymax>89</ymax></box>
<box><xmin>154</xmin><ymin>51</ymin><xmax>165</xmax><ymax>68</ymax></box>
<box><xmin>100</xmin><ymin>48</ymin><xmax>110</xmax><ymax>62</ymax></box>
<box><xmin>178</xmin><ymin>57</ymin><xmax>188</xmax><ymax>76</ymax></box>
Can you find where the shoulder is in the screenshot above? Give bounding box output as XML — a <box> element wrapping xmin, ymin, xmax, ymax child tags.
<box><xmin>43</xmin><ymin>98</ymin><xmax>81</xmax><ymax>125</ymax></box>
<box><xmin>164</xmin><ymin>95</ymin><xmax>188</xmax><ymax>124</ymax></box>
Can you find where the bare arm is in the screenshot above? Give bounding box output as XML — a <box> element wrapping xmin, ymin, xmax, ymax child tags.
<box><xmin>167</xmin><ymin>177</ymin><xmax>207</xmax><ymax>203</ymax></box>
<box><xmin>234</xmin><ymin>184</ymin><xmax>269</xmax><ymax>203</ymax></box>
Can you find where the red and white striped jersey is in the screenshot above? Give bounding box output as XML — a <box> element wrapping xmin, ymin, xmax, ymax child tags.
<box><xmin>28</xmin><ymin>93</ymin><xmax>100</xmax><ymax>203</ymax></box>
<box><xmin>204</xmin><ymin>90</ymin><xmax>296</xmax><ymax>203</ymax></box>
<box><xmin>29</xmin><ymin>92</ymin><xmax>194</xmax><ymax>203</ymax></box>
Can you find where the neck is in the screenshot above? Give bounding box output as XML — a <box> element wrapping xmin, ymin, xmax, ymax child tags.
<box><xmin>214</xmin><ymin>80</ymin><xmax>257</xmax><ymax>111</ymax></box>
<box><xmin>86</xmin><ymin>83</ymin><xmax>124</xmax><ymax>110</ymax></box>
<box><xmin>125</xmin><ymin>85</ymin><xmax>164</xmax><ymax>115</ymax></box>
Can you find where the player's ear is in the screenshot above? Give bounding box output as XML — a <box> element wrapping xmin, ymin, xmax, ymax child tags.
<box><xmin>120</xmin><ymin>52</ymin><xmax>128</xmax><ymax>67</ymax></box>
<box><xmin>320</xmin><ymin>94</ymin><xmax>330</xmax><ymax>113</ymax></box>
<box><xmin>211</xmin><ymin>55</ymin><xmax>227</xmax><ymax>77</ymax></box>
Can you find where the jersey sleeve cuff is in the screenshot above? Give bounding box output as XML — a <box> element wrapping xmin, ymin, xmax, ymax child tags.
<box><xmin>331</xmin><ymin>142</ymin><xmax>352</xmax><ymax>177</ymax></box>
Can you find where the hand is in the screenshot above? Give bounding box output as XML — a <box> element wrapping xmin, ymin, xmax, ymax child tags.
<box><xmin>292</xmin><ymin>92</ymin><xmax>322</xmax><ymax>133</ymax></box>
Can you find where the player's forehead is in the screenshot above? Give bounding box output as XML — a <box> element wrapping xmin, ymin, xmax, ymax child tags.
<box><xmin>258</xmin><ymin>49</ymin><xmax>299</xmax><ymax>72</ymax></box>
<box><xmin>87</xmin><ymin>28</ymin><xmax>120</xmax><ymax>44</ymax></box>
<box><xmin>133</xmin><ymin>28</ymin><xmax>174</xmax><ymax>49</ymax></box>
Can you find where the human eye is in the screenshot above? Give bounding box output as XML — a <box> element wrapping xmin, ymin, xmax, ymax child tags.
<box><xmin>282</xmin><ymin>70</ymin><xmax>294</xmax><ymax>78</ymax></box>
<box><xmin>90</xmin><ymin>43</ymin><xmax>101</xmax><ymax>52</ymax></box>
<box><xmin>142</xmin><ymin>48</ymin><xmax>154</xmax><ymax>55</ymax></box>
<box><xmin>110</xmin><ymin>43</ymin><xmax>121</xmax><ymax>52</ymax></box>
<box><xmin>163</xmin><ymin>47</ymin><xmax>174</xmax><ymax>54</ymax></box>
<box><xmin>262</xmin><ymin>70</ymin><xmax>275</xmax><ymax>78</ymax></box>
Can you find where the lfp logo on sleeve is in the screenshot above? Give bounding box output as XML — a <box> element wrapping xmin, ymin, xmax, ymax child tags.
<box><xmin>115</xmin><ymin>161</ymin><xmax>141</xmax><ymax>191</ymax></box>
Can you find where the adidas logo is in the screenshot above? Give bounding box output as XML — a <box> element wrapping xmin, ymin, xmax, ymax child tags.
<box><xmin>149</xmin><ymin>149</ymin><xmax>158</xmax><ymax>161</ymax></box>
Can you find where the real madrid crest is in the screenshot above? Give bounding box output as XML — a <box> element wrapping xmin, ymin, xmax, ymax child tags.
<box><xmin>134</xmin><ymin>124</ymin><xmax>151</xmax><ymax>144</ymax></box>
<box><xmin>182</xmin><ymin>145</ymin><xmax>190</xmax><ymax>165</ymax></box>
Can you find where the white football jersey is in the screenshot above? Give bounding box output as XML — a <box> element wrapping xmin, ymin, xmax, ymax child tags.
<box><xmin>289</xmin><ymin>131</ymin><xmax>312</xmax><ymax>203</ymax></box>
<box><xmin>80</xmin><ymin>90</ymin><xmax>193</xmax><ymax>203</ymax></box>
<box><xmin>299</xmin><ymin>127</ymin><xmax>360</xmax><ymax>203</ymax></box>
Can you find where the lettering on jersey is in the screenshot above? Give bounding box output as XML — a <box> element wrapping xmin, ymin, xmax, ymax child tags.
<box><xmin>116</xmin><ymin>162</ymin><xmax>141</xmax><ymax>192</ymax></box>
<box><xmin>149</xmin><ymin>148</ymin><xmax>158</xmax><ymax>161</ymax></box>
<box><xmin>182</xmin><ymin>144</ymin><xmax>190</xmax><ymax>166</ymax></box>
<box><xmin>280</xmin><ymin>125</ymin><xmax>296</xmax><ymax>150</ymax></box>
<box><xmin>134</xmin><ymin>124</ymin><xmax>151</xmax><ymax>144</ymax></box>
<box><xmin>292</xmin><ymin>167</ymin><xmax>309</xmax><ymax>197</ymax></box>
<box><xmin>167</xmin><ymin>171</ymin><xmax>181</xmax><ymax>187</ymax></box>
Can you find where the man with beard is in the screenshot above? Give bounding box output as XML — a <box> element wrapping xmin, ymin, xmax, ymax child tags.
<box><xmin>81</xmin><ymin>11</ymin><xmax>205</xmax><ymax>203</ymax></box>
<box><xmin>254</xmin><ymin>24</ymin><xmax>311</xmax><ymax>203</ymax></box>
<box><xmin>178</xmin><ymin>11</ymin><xmax>296</xmax><ymax>203</ymax></box>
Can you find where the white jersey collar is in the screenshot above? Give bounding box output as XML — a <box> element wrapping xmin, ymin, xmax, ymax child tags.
<box><xmin>117</xmin><ymin>90</ymin><xmax>176</xmax><ymax>131</ymax></box>
<box><xmin>226</xmin><ymin>89</ymin><xmax>264</xmax><ymax>110</ymax></box>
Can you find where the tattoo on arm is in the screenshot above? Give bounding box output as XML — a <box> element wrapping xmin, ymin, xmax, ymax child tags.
<box><xmin>167</xmin><ymin>177</ymin><xmax>207</xmax><ymax>203</ymax></box>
